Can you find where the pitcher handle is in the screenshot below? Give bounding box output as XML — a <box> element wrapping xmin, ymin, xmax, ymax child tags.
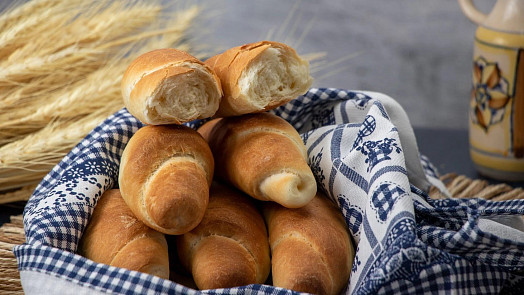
<box><xmin>458</xmin><ymin>0</ymin><xmax>488</xmax><ymax>25</ymax></box>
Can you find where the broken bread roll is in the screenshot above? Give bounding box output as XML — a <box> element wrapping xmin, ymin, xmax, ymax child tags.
<box><xmin>262</xmin><ymin>191</ymin><xmax>354</xmax><ymax>295</ymax></box>
<box><xmin>121</xmin><ymin>48</ymin><xmax>222</xmax><ymax>125</ymax></box>
<box><xmin>176</xmin><ymin>182</ymin><xmax>270</xmax><ymax>290</ymax></box>
<box><xmin>197</xmin><ymin>112</ymin><xmax>316</xmax><ymax>208</ymax></box>
<box><xmin>78</xmin><ymin>189</ymin><xmax>170</xmax><ymax>279</ymax></box>
<box><xmin>205</xmin><ymin>41</ymin><xmax>313</xmax><ymax>117</ymax></box>
<box><xmin>119</xmin><ymin>124</ymin><xmax>214</xmax><ymax>235</ymax></box>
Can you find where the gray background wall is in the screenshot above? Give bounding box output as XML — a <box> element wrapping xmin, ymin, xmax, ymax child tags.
<box><xmin>200</xmin><ymin>0</ymin><xmax>495</xmax><ymax>129</ymax></box>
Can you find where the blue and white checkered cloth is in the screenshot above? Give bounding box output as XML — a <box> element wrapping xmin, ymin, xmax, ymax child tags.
<box><xmin>14</xmin><ymin>88</ymin><xmax>524</xmax><ymax>294</ymax></box>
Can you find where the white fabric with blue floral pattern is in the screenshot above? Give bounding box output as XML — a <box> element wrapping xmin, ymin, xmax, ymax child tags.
<box><xmin>14</xmin><ymin>88</ymin><xmax>524</xmax><ymax>294</ymax></box>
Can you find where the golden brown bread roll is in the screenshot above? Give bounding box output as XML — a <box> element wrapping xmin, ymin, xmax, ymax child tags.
<box><xmin>205</xmin><ymin>41</ymin><xmax>313</xmax><ymax>117</ymax></box>
<box><xmin>263</xmin><ymin>191</ymin><xmax>354</xmax><ymax>295</ymax></box>
<box><xmin>78</xmin><ymin>189</ymin><xmax>169</xmax><ymax>279</ymax></box>
<box><xmin>121</xmin><ymin>48</ymin><xmax>222</xmax><ymax>125</ymax></box>
<box><xmin>197</xmin><ymin>112</ymin><xmax>317</xmax><ymax>208</ymax></box>
<box><xmin>118</xmin><ymin>124</ymin><xmax>214</xmax><ymax>235</ymax></box>
<box><xmin>176</xmin><ymin>182</ymin><xmax>270</xmax><ymax>290</ymax></box>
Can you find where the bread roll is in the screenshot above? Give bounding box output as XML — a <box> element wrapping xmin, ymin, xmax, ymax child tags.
<box><xmin>205</xmin><ymin>41</ymin><xmax>313</xmax><ymax>117</ymax></box>
<box><xmin>119</xmin><ymin>124</ymin><xmax>214</xmax><ymax>235</ymax></box>
<box><xmin>263</xmin><ymin>191</ymin><xmax>354</xmax><ymax>295</ymax></box>
<box><xmin>121</xmin><ymin>48</ymin><xmax>222</xmax><ymax>125</ymax></box>
<box><xmin>78</xmin><ymin>189</ymin><xmax>169</xmax><ymax>279</ymax></box>
<box><xmin>197</xmin><ymin>112</ymin><xmax>317</xmax><ymax>208</ymax></box>
<box><xmin>176</xmin><ymin>182</ymin><xmax>270</xmax><ymax>290</ymax></box>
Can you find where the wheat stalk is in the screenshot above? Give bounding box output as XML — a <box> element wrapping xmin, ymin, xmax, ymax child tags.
<box><xmin>0</xmin><ymin>0</ymin><xmax>204</xmax><ymax>195</ymax></box>
<box><xmin>0</xmin><ymin>6</ymin><xmax>201</xmax><ymax>143</ymax></box>
<box><xmin>0</xmin><ymin>107</ymin><xmax>120</xmax><ymax>191</ymax></box>
<box><xmin>0</xmin><ymin>0</ymin><xmax>85</xmax><ymax>60</ymax></box>
<box><xmin>0</xmin><ymin>2</ymin><xmax>161</xmax><ymax>103</ymax></box>
<box><xmin>0</xmin><ymin>184</ymin><xmax>37</xmax><ymax>204</ymax></box>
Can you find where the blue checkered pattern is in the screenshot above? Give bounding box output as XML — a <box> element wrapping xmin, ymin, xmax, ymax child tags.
<box><xmin>14</xmin><ymin>244</ymin><xmax>297</xmax><ymax>295</ymax></box>
<box><xmin>419</xmin><ymin>154</ymin><xmax>439</xmax><ymax>180</ymax></box>
<box><xmin>416</xmin><ymin>197</ymin><xmax>524</xmax><ymax>271</ymax></box>
<box><xmin>371</xmin><ymin>182</ymin><xmax>407</xmax><ymax>222</ymax></box>
<box><xmin>14</xmin><ymin>88</ymin><xmax>524</xmax><ymax>294</ymax></box>
<box><xmin>22</xmin><ymin>109</ymin><xmax>143</xmax><ymax>251</ymax></box>
<box><xmin>337</xmin><ymin>196</ymin><xmax>364</xmax><ymax>238</ymax></box>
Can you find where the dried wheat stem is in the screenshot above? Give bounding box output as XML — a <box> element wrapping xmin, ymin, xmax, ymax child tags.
<box><xmin>0</xmin><ymin>109</ymin><xmax>117</xmax><ymax>168</ymax></box>
<box><xmin>0</xmin><ymin>0</ymin><xmax>86</xmax><ymax>59</ymax></box>
<box><xmin>0</xmin><ymin>11</ymin><xmax>161</xmax><ymax>86</ymax></box>
<box><xmin>0</xmin><ymin>6</ymin><xmax>200</xmax><ymax>140</ymax></box>
<box><xmin>0</xmin><ymin>0</ymin><xmax>61</xmax><ymax>32</ymax></box>
<box><xmin>0</xmin><ymin>184</ymin><xmax>37</xmax><ymax>205</ymax></box>
<box><xmin>0</xmin><ymin>0</ymin><xmax>204</xmax><ymax>194</ymax></box>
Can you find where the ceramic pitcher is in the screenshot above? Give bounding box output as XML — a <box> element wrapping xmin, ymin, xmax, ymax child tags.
<box><xmin>459</xmin><ymin>0</ymin><xmax>524</xmax><ymax>181</ymax></box>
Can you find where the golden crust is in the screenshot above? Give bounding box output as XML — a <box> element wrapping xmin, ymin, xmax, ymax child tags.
<box><xmin>176</xmin><ymin>182</ymin><xmax>270</xmax><ymax>290</ymax></box>
<box><xmin>263</xmin><ymin>192</ymin><xmax>354</xmax><ymax>295</ymax></box>
<box><xmin>205</xmin><ymin>42</ymin><xmax>271</xmax><ymax>111</ymax></box>
<box><xmin>205</xmin><ymin>41</ymin><xmax>312</xmax><ymax>117</ymax></box>
<box><xmin>121</xmin><ymin>48</ymin><xmax>222</xmax><ymax>125</ymax></box>
<box><xmin>78</xmin><ymin>189</ymin><xmax>169</xmax><ymax>279</ymax></box>
<box><xmin>197</xmin><ymin>112</ymin><xmax>316</xmax><ymax>208</ymax></box>
<box><xmin>118</xmin><ymin>124</ymin><xmax>214</xmax><ymax>235</ymax></box>
<box><xmin>122</xmin><ymin>48</ymin><xmax>202</xmax><ymax>95</ymax></box>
